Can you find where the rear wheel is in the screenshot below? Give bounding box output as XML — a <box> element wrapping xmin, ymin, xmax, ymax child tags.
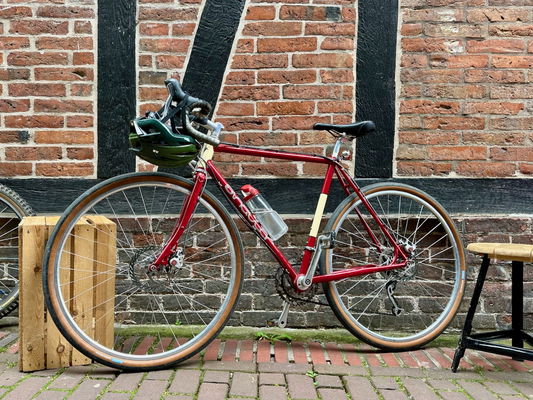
<box><xmin>0</xmin><ymin>184</ymin><xmax>34</xmax><ymax>318</ymax></box>
<box><xmin>320</xmin><ymin>183</ymin><xmax>465</xmax><ymax>350</ymax></box>
<box><xmin>43</xmin><ymin>173</ymin><xmax>243</xmax><ymax>371</ymax></box>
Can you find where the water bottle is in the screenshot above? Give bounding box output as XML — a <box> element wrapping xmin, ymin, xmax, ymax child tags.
<box><xmin>241</xmin><ymin>185</ymin><xmax>288</xmax><ymax>241</ymax></box>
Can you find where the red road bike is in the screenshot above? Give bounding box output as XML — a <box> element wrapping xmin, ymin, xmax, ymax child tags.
<box><xmin>43</xmin><ymin>80</ymin><xmax>466</xmax><ymax>371</ymax></box>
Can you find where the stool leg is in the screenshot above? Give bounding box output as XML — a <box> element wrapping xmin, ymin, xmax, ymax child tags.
<box><xmin>512</xmin><ymin>260</ymin><xmax>524</xmax><ymax>360</ymax></box>
<box><xmin>452</xmin><ymin>255</ymin><xmax>490</xmax><ymax>372</ymax></box>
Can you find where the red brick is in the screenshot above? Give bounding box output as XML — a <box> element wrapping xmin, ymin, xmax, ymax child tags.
<box><xmin>5</xmin><ymin>115</ymin><xmax>63</xmax><ymax>128</ymax></box>
<box><xmin>428</xmin><ymin>146</ymin><xmax>487</xmax><ymax>161</ymax></box>
<box><xmin>36</xmin><ymin>162</ymin><xmax>93</xmax><ymax>177</ymax></box>
<box><xmin>0</xmin><ymin>36</ymin><xmax>30</xmax><ymax>50</ymax></box>
<box><xmin>34</xmin><ymin>130</ymin><xmax>94</xmax><ymax>145</ymax></box>
<box><xmin>246</xmin><ymin>6</ymin><xmax>276</xmax><ymax>20</ymax></box>
<box><xmin>305</xmin><ymin>22</ymin><xmax>354</xmax><ymax>36</ymax></box>
<box><xmin>321</xmin><ymin>37</ymin><xmax>354</xmax><ymax>50</ymax></box>
<box><xmin>490</xmin><ymin>147</ymin><xmax>533</xmax><ymax>162</ymax></box>
<box><xmin>34</xmin><ymin>67</ymin><xmax>93</xmax><ymax>81</ymax></box>
<box><xmin>284</xmin><ymin>85</ymin><xmax>341</xmax><ymax>99</ymax></box>
<box><xmin>37</xmin><ymin>6</ymin><xmax>94</xmax><ymax>18</ymax></box>
<box><xmin>216</xmin><ymin>117</ymin><xmax>270</xmax><ymax>131</ymax></box>
<box><xmin>293</xmin><ymin>53</ymin><xmax>352</xmax><ymax>68</ymax></box>
<box><xmin>67</xmin><ymin>148</ymin><xmax>94</xmax><ymax>160</ymax></box>
<box><xmin>257</xmin><ymin>37</ymin><xmax>317</xmax><ymax>53</ymax></box>
<box><xmin>467</xmin><ymin>8</ymin><xmax>528</xmax><ymax>23</ymax></box>
<box><xmin>456</xmin><ymin>161</ymin><xmax>517</xmax><ymax>177</ymax></box>
<box><xmin>232</xmin><ymin>54</ymin><xmax>288</xmax><ymax>69</ymax></box>
<box><xmin>401</xmin><ymin>100</ymin><xmax>461</xmax><ymax>114</ymax></box>
<box><xmin>492</xmin><ymin>55</ymin><xmax>533</xmax><ymax>68</ymax></box>
<box><xmin>257</xmin><ymin>101</ymin><xmax>315</xmax><ymax>116</ymax></box>
<box><xmin>66</xmin><ymin>115</ymin><xmax>93</xmax><ymax>128</ymax></box>
<box><xmin>258</xmin><ymin>70</ymin><xmax>316</xmax><ymax>84</ymax></box>
<box><xmin>0</xmin><ymin>99</ymin><xmax>29</xmax><ymax>113</ymax></box>
<box><xmin>171</xmin><ymin>23</ymin><xmax>196</xmax><ymax>36</ymax></box>
<box><xmin>0</xmin><ymin>6</ymin><xmax>32</xmax><ymax>18</ymax></box>
<box><xmin>464</xmin><ymin>101</ymin><xmax>524</xmax><ymax>115</ymax></box>
<box><xmin>0</xmin><ymin>163</ymin><xmax>32</xmax><ymax>176</ymax></box>
<box><xmin>139</xmin><ymin>22</ymin><xmax>169</xmax><ymax>36</ymax></box>
<box><xmin>490</xmin><ymin>24</ymin><xmax>533</xmax><ymax>37</ymax></box>
<box><xmin>217</xmin><ymin>103</ymin><xmax>254</xmax><ymax>116</ymax></box>
<box><xmin>423</xmin><ymin>116</ymin><xmax>485</xmax><ymax>130</ymax></box>
<box><xmin>138</xmin><ymin>7</ymin><xmax>198</xmax><ymax>21</ymax></box>
<box><xmin>155</xmin><ymin>55</ymin><xmax>186</xmax><ymax>69</ymax></box>
<box><xmin>465</xmin><ymin>70</ymin><xmax>525</xmax><ymax>83</ymax></box>
<box><xmin>243</xmin><ymin>22</ymin><xmax>302</xmax><ymax>36</ymax></box>
<box><xmin>320</xmin><ymin>69</ymin><xmax>353</xmax><ymax>83</ymax></box>
<box><xmin>429</xmin><ymin>54</ymin><xmax>489</xmax><ymax>68</ymax></box>
<box><xmin>5</xmin><ymin>146</ymin><xmax>62</xmax><ymax>161</ymax></box>
<box><xmin>280</xmin><ymin>5</ymin><xmax>339</xmax><ymax>21</ymax></box>
<box><xmin>34</xmin><ymin>99</ymin><xmax>93</xmax><ymax>113</ymax></box>
<box><xmin>221</xmin><ymin>86</ymin><xmax>279</xmax><ymax>101</ymax></box>
<box><xmin>467</xmin><ymin>38</ymin><xmax>525</xmax><ymax>53</ymax></box>
<box><xmin>10</xmin><ymin>20</ymin><xmax>68</xmax><ymax>35</ymax></box>
<box><xmin>36</xmin><ymin>37</ymin><xmax>93</xmax><ymax>50</ymax></box>
<box><xmin>225</xmin><ymin>71</ymin><xmax>255</xmax><ymax>85</ymax></box>
<box><xmin>140</xmin><ymin>38</ymin><xmax>189</xmax><ymax>53</ymax></box>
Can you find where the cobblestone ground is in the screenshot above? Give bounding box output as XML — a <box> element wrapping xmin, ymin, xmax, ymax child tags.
<box><xmin>0</xmin><ymin>332</ymin><xmax>531</xmax><ymax>400</ymax></box>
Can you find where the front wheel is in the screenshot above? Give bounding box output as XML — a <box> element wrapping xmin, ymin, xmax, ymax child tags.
<box><xmin>43</xmin><ymin>172</ymin><xmax>243</xmax><ymax>371</ymax></box>
<box><xmin>320</xmin><ymin>183</ymin><xmax>465</xmax><ymax>350</ymax></box>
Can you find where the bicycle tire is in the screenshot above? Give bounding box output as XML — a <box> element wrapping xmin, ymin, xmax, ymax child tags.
<box><xmin>43</xmin><ymin>172</ymin><xmax>243</xmax><ymax>371</ymax></box>
<box><xmin>320</xmin><ymin>183</ymin><xmax>466</xmax><ymax>350</ymax></box>
<box><xmin>0</xmin><ymin>184</ymin><xmax>35</xmax><ymax>318</ymax></box>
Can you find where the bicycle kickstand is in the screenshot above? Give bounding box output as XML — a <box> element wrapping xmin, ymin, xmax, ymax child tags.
<box><xmin>276</xmin><ymin>301</ymin><xmax>290</xmax><ymax>328</ymax></box>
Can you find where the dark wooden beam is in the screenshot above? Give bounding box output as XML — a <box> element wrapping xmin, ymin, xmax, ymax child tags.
<box><xmin>355</xmin><ymin>0</ymin><xmax>399</xmax><ymax>178</ymax></box>
<box><xmin>3</xmin><ymin>178</ymin><xmax>530</xmax><ymax>216</ymax></box>
<box><xmin>97</xmin><ymin>0</ymin><xmax>137</xmax><ymax>179</ymax></box>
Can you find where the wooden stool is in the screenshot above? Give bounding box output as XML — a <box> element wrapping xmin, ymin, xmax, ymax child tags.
<box><xmin>451</xmin><ymin>243</ymin><xmax>533</xmax><ymax>372</ymax></box>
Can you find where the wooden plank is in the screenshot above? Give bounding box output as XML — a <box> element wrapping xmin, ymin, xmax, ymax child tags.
<box><xmin>70</xmin><ymin>218</ymin><xmax>94</xmax><ymax>365</ymax></box>
<box><xmin>19</xmin><ymin>216</ymin><xmax>47</xmax><ymax>372</ymax></box>
<box><xmin>91</xmin><ymin>216</ymin><xmax>117</xmax><ymax>349</ymax></box>
<box><xmin>45</xmin><ymin>216</ymin><xmax>72</xmax><ymax>369</ymax></box>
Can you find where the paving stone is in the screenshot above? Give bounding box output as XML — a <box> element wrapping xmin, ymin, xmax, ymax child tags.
<box><xmin>484</xmin><ymin>381</ymin><xmax>522</xmax><ymax>395</ymax></box>
<box><xmin>427</xmin><ymin>369</ymin><xmax>482</xmax><ymax>380</ymax></box>
<box><xmin>203</xmin><ymin>361</ymin><xmax>255</xmax><ymax>372</ymax></box>
<box><xmin>316</xmin><ymin>374</ymin><xmax>343</xmax><ymax>388</ymax></box>
<box><xmin>344</xmin><ymin>376</ymin><xmax>379</xmax><ymax>400</ymax></box>
<box><xmin>286</xmin><ymin>373</ymin><xmax>317</xmax><ymax>400</ymax></box>
<box><xmin>34</xmin><ymin>389</ymin><xmax>69</xmax><ymax>400</ymax></box>
<box><xmin>318</xmin><ymin>388</ymin><xmax>348</xmax><ymax>400</ymax></box>
<box><xmin>0</xmin><ymin>367</ymin><xmax>28</xmax><ymax>386</ymax></box>
<box><xmin>203</xmin><ymin>371</ymin><xmax>230</xmax><ymax>383</ymax></box>
<box><xmin>427</xmin><ymin>379</ymin><xmax>459</xmax><ymax>391</ymax></box>
<box><xmin>259</xmin><ymin>384</ymin><xmax>287</xmax><ymax>400</ymax></box>
<box><xmin>3</xmin><ymin>376</ymin><xmax>50</xmax><ymax>400</ymax></box>
<box><xmin>437</xmin><ymin>392</ymin><xmax>470</xmax><ymax>400</ymax></box>
<box><xmin>513</xmin><ymin>381</ymin><xmax>533</xmax><ymax>397</ymax></box>
<box><xmin>165</xmin><ymin>396</ymin><xmax>193</xmax><ymax>400</ymax></box>
<box><xmin>258</xmin><ymin>362</ymin><xmax>309</xmax><ymax>374</ymax></box>
<box><xmin>90</xmin><ymin>365</ymin><xmax>119</xmax><ymax>379</ymax></box>
<box><xmin>402</xmin><ymin>377</ymin><xmax>441</xmax><ymax>400</ymax></box>
<box><xmin>458</xmin><ymin>381</ymin><xmax>500</xmax><ymax>399</ymax></box>
<box><xmin>372</xmin><ymin>376</ymin><xmax>398</xmax><ymax>390</ymax></box>
<box><xmin>100</xmin><ymin>392</ymin><xmax>132</xmax><ymax>400</ymax></box>
<box><xmin>134</xmin><ymin>378</ymin><xmax>169</xmax><ymax>399</ymax></box>
<box><xmin>145</xmin><ymin>369</ymin><xmax>173</xmax><ymax>381</ymax></box>
<box><xmin>48</xmin><ymin>371</ymin><xmax>85</xmax><ymax>390</ymax></box>
<box><xmin>314</xmin><ymin>364</ymin><xmax>367</xmax><ymax>376</ymax></box>
<box><xmin>168</xmin><ymin>369</ymin><xmax>201</xmax><ymax>394</ymax></box>
<box><xmin>379</xmin><ymin>389</ymin><xmax>409</xmax><ymax>400</ymax></box>
<box><xmin>259</xmin><ymin>372</ymin><xmax>285</xmax><ymax>385</ymax></box>
<box><xmin>500</xmin><ymin>396</ymin><xmax>526</xmax><ymax>400</ymax></box>
<box><xmin>69</xmin><ymin>379</ymin><xmax>109</xmax><ymax>400</ymax></box>
<box><xmin>32</xmin><ymin>368</ymin><xmax>61</xmax><ymax>377</ymax></box>
<box><xmin>107</xmin><ymin>372</ymin><xmax>144</xmax><ymax>392</ymax></box>
<box><xmin>370</xmin><ymin>366</ymin><xmax>425</xmax><ymax>377</ymax></box>
<box><xmin>484</xmin><ymin>371</ymin><xmax>533</xmax><ymax>382</ymax></box>
<box><xmin>197</xmin><ymin>382</ymin><xmax>228</xmax><ymax>400</ymax></box>
<box><xmin>229</xmin><ymin>372</ymin><xmax>257</xmax><ymax>397</ymax></box>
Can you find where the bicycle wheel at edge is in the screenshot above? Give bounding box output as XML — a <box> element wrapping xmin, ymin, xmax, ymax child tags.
<box><xmin>0</xmin><ymin>184</ymin><xmax>34</xmax><ymax>318</ymax></box>
<box><xmin>43</xmin><ymin>172</ymin><xmax>243</xmax><ymax>371</ymax></box>
<box><xmin>320</xmin><ymin>182</ymin><xmax>466</xmax><ymax>350</ymax></box>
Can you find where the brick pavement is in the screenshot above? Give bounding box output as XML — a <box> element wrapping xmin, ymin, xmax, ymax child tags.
<box><xmin>0</xmin><ymin>333</ymin><xmax>531</xmax><ymax>400</ymax></box>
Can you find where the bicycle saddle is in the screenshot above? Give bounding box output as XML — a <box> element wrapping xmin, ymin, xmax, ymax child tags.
<box><xmin>313</xmin><ymin>121</ymin><xmax>376</xmax><ymax>138</ymax></box>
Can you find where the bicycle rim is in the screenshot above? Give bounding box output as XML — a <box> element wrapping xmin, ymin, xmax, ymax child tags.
<box><xmin>0</xmin><ymin>184</ymin><xmax>34</xmax><ymax>317</ymax></box>
<box><xmin>44</xmin><ymin>173</ymin><xmax>243</xmax><ymax>370</ymax></box>
<box><xmin>322</xmin><ymin>183</ymin><xmax>465</xmax><ymax>350</ymax></box>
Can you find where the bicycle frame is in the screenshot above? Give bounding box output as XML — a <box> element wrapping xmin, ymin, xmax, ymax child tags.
<box><xmin>153</xmin><ymin>140</ymin><xmax>410</xmax><ymax>290</ymax></box>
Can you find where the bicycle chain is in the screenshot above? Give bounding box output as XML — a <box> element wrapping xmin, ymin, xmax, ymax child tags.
<box><xmin>274</xmin><ymin>267</ymin><xmax>328</xmax><ymax>306</ymax></box>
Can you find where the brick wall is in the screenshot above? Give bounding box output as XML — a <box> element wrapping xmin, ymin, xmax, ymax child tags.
<box><xmin>397</xmin><ymin>0</ymin><xmax>533</xmax><ymax>177</ymax></box>
<box><xmin>0</xmin><ymin>0</ymin><xmax>96</xmax><ymax>178</ymax></box>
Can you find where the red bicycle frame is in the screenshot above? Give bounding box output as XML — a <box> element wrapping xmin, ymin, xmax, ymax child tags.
<box><xmin>152</xmin><ymin>141</ymin><xmax>409</xmax><ymax>289</ymax></box>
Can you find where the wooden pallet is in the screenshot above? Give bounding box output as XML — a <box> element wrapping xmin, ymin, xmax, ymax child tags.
<box><xmin>19</xmin><ymin>216</ymin><xmax>116</xmax><ymax>372</ymax></box>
